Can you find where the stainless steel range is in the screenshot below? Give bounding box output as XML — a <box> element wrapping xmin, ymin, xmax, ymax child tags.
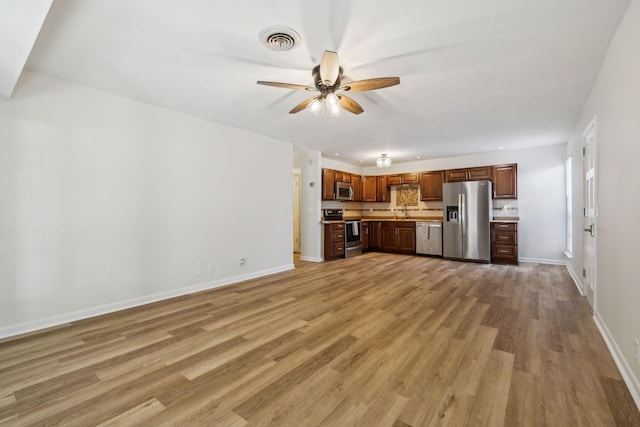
<box><xmin>344</xmin><ymin>220</ymin><xmax>362</xmax><ymax>258</ymax></box>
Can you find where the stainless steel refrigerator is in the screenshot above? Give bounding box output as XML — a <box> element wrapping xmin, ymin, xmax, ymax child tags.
<box><xmin>443</xmin><ymin>180</ymin><xmax>492</xmax><ymax>262</ymax></box>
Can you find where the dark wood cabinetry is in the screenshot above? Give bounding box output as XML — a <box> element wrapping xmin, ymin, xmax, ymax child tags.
<box><xmin>492</xmin><ymin>164</ymin><xmax>517</xmax><ymax>199</ymax></box>
<box><xmin>388</xmin><ymin>173</ymin><xmax>420</xmax><ymax>185</ymax></box>
<box><xmin>376</xmin><ymin>175</ymin><xmax>388</xmax><ymax>202</ymax></box>
<box><xmin>491</xmin><ymin>222</ymin><xmax>518</xmax><ymax>264</ymax></box>
<box><xmin>419</xmin><ymin>170</ymin><xmax>444</xmax><ymax>201</ymax></box>
<box><xmin>446</xmin><ymin>166</ymin><xmax>492</xmax><ymax>182</ymax></box>
<box><xmin>351</xmin><ymin>174</ymin><xmax>363</xmax><ymax>202</ymax></box>
<box><xmin>324</xmin><ymin>162</ymin><xmax>516</xmax><ymax>203</ymax></box>
<box><xmin>322</xmin><ymin>168</ymin><xmax>335</xmax><ymax>201</ymax></box>
<box><xmin>324</xmin><ymin>223</ymin><xmax>345</xmax><ymax>260</ymax></box>
<box><xmin>381</xmin><ymin>222</ymin><xmax>416</xmax><ymax>254</ymax></box>
<box><xmin>334</xmin><ymin>170</ymin><xmax>350</xmax><ymax>183</ymax></box>
<box><xmin>361</xmin><ymin>222</ymin><xmax>369</xmax><ymax>251</ymax></box>
<box><xmin>362</xmin><ymin>176</ymin><xmax>377</xmax><ymax>202</ymax></box>
<box><xmin>368</xmin><ymin>221</ymin><xmax>382</xmax><ymax>250</ymax></box>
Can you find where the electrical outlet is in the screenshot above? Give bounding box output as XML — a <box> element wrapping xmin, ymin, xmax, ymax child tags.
<box><xmin>634</xmin><ymin>339</ymin><xmax>640</xmax><ymax>366</ymax></box>
<box><xmin>239</xmin><ymin>258</ymin><xmax>246</xmax><ymax>266</ymax></box>
<box><xmin>206</xmin><ymin>264</ymin><xmax>214</xmax><ymax>274</ymax></box>
<box><xmin>194</xmin><ymin>265</ymin><xmax>202</xmax><ymax>277</ymax></box>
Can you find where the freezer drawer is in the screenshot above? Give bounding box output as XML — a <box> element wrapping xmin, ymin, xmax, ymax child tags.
<box><xmin>416</xmin><ymin>222</ymin><xmax>443</xmax><ymax>256</ymax></box>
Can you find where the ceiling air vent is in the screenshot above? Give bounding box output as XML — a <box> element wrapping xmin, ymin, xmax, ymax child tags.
<box><xmin>259</xmin><ymin>26</ymin><xmax>300</xmax><ymax>51</ymax></box>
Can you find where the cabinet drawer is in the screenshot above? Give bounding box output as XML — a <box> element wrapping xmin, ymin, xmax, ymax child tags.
<box><xmin>492</xmin><ymin>244</ymin><xmax>517</xmax><ymax>258</ymax></box>
<box><xmin>493</xmin><ymin>230</ymin><xmax>516</xmax><ymax>245</ymax></box>
<box><xmin>333</xmin><ymin>223</ymin><xmax>345</xmax><ymax>230</ymax></box>
<box><xmin>492</xmin><ymin>222</ymin><xmax>516</xmax><ymax>231</ymax></box>
<box><xmin>333</xmin><ymin>243</ymin><xmax>345</xmax><ymax>255</ymax></box>
<box><xmin>333</xmin><ymin>231</ymin><xmax>344</xmax><ymax>241</ymax></box>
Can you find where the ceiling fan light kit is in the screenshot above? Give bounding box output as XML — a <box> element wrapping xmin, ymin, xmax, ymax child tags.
<box><xmin>257</xmin><ymin>50</ymin><xmax>400</xmax><ymax>116</ymax></box>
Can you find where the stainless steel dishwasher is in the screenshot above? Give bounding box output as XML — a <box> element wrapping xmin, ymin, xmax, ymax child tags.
<box><xmin>416</xmin><ymin>222</ymin><xmax>443</xmax><ymax>256</ymax></box>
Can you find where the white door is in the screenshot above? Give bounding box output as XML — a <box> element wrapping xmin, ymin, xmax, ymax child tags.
<box><xmin>583</xmin><ymin>118</ymin><xmax>597</xmax><ymax>309</ymax></box>
<box><xmin>292</xmin><ymin>173</ymin><xmax>301</xmax><ymax>253</ymax></box>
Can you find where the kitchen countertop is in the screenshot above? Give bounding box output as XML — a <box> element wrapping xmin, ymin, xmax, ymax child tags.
<box><xmin>490</xmin><ymin>217</ymin><xmax>519</xmax><ymax>222</ymax></box>
<box><xmin>323</xmin><ymin>217</ymin><xmax>518</xmax><ymax>224</ymax></box>
<box><xmin>322</xmin><ymin>217</ymin><xmax>443</xmax><ymax>224</ymax></box>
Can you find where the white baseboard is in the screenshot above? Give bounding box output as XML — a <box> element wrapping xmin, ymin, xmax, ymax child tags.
<box><xmin>0</xmin><ymin>263</ymin><xmax>295</xmax><ymax>340</ymax></box>
<box><xmin>564</xmin><ymin>261</ymin><xmax>584</xmax><ymax>295</ymax></box>
<box><xmin>519</xmin><ymin>257</ymin><xmax>566</xmax><ymax>265</ymax></box>
<box><xmin>299</xmin><ymin>255</ymin><xmax>323</xmax><ymax>262</ymax></box>
<box><xmin>593</xmin><ymin>311</ymin><xmax>640</xmax><ymax>411</ymax></box>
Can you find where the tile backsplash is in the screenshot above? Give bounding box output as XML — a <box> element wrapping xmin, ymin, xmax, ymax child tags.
<box><xmin>321</xmin><ymin>185</ymin><xmax>518</xmax><ymax>219</ymax></box>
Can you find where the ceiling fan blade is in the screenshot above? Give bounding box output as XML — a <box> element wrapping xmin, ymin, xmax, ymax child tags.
<box><xmin>289</xmin><ymin>96</ymin><xmax>319</xmax><ymax>114</ymax></box>
<box><xmin>257</xmin><ymin>81</ymin><xmax>315</xmax><ymax>91</ymax></box>
<box><xmin>319</xmin><ymin>51</ymin><xmax>340</xmax><ymax>86</ymax></box>
<box><xmin>338</xmin><ymin>95</ymin><xmax>364</xmax><ymax>114</ymax></box>
<box><xmin>339</xmin><ymin>77</ymin><xmax>400</xmax><ymax>92</ymax></box>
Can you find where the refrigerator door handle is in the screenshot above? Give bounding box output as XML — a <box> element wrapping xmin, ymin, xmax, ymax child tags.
<box><xmin>461</xmin><ymin>193</ymin><xmax>466</xmax><ymax>240</ymax></box>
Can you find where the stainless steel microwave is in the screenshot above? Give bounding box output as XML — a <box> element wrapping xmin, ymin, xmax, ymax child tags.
<box><xmin>335</xmin><ymin>181</ymin><xmax>354</xmax><ymax>201</ymax></box>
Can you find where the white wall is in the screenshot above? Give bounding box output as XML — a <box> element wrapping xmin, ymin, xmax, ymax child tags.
<box><xmin>323</xmin><ymin>143</ymin><xmax>567</xmax><ymax>262</ymax></box>
<box><xmin>0</xmin><ymin>71</ymin><xmax>294</xmax><ymax>337</ymax></box>
<box><xmin>566</xmin><ymin>0</ymin><xmax>640</xmax><ymax>403</ymax></box>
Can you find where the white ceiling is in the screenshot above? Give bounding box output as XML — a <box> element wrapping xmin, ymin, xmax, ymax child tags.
<box><xmin>5</xmin><ymin>0</ymin><xmax>631</xmax><ymax>166</ymax></box>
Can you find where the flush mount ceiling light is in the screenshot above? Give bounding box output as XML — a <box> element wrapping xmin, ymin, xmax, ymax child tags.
<box><xmin>376</xmin><ymin>154</ymin><xmax>392</xmax><ymax>168</ymax></box>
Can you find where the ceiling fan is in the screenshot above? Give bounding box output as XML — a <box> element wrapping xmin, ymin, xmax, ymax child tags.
<box><xmin>257</xmin><ymin>50</ymin><xmax>400</xmax><ymax>116</ymax></box>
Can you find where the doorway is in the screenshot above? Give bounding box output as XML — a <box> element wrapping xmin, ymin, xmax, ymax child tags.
<box><xmin>583</xmin><ymin>118</ymin><xmax>597</xmax><ymax>310</ymax></box>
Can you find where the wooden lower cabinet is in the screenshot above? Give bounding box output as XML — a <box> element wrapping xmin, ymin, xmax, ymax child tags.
<box><xmin>381</xmin><ymin>222</ymin><xmax>416</xmax><ymax>254</ymax></box>
<box><xmin>368</xmin><ymin>221</ymin><xmax>382</xmax><ymax>251</ymax></box>
<box><xmin>324</xmin><ymin>223</ymin><xmax>345</xmax><ymax>260</ymax></box>
<box><xmin>361</xmin><ymin>222</ymin><xmax>369</xmax><ymax>251</ymax></box>
<box><xmin>491</xmin><ymin>222</ymin><xmax>518</xmax><ymax>264</ymax></box>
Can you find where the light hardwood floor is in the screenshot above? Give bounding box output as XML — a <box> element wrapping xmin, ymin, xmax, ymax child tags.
<box><xmin>1</xmin><ymin>253</ymin><xmax>639</xmax><ymax>426</ymax></box>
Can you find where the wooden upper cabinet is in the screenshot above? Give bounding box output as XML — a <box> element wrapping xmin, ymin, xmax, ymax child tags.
<box><xmin>351</xmin><ymin>174</ymin><xmax>363</xmax><ymax>202</ymax></box>
<box><xmin>362</xmin><ymin>176</ymin><xmax>377</xmax><ymax>202</ymax></box>
<box><xmin>388</xmin><ymin>173</ymin><xmax>419</xmax><ymax>185</ymax></box>
<box><xmin>376</xmin><ymin>175</ymin><xmax>388</xmax><ymax>202</ymax></box>
<box><xmin>492</xmin><ymin>164</ymin><xmax>518</xmax><ymax>199</ymax></box>
<box><xmin>402</xmin><ymin>172</ymin><xmax>420</xmax><ymax>184</ymax></box>
<box><xmin>446</xmin><ymin>166</ymin><xmax>492</xmax><ymax>182</ymax></box>
<box><xmin>420</xmin><ymin>170</ymin><xmax>444</xmax><ymax>201</ymax></box>
<box><xmin>468</xmin><ymin>166</ymin><xmax>492</xmax><ymax>181</ymax></box>
<box><xmin>387</xmin><ymin>174</ymin><xmax>403</xmax><ymax>186</ymax></box>
<box><xmin>334</xmin><ymin>170</ymin><xmax>351</xmax><ymax>183</ymax></box>
<box><xmin>445</xmin><ymin>168</ymin><xmax>469</xmax><ymax>182</ymax></box>
<box><xmin>322</xmin><ymin>168</ymin><xmax>335</xmax><ymax>201</ymax></box>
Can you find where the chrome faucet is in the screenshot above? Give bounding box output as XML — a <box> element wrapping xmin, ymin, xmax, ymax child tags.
<box><xmin>402</xmin><ymin>204</ymin><xmax>409</xmax><ymax>219</ymax></box>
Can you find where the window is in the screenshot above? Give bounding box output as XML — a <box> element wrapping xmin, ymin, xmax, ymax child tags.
<box><xmin>565</xmin><ymin>157</ymin><xmax>573</xmax><ymax>256</ymax></box>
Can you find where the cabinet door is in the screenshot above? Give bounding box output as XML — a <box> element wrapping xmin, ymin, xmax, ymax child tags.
<box><xmin>351</xmin><ymin>174</ymin><xmax>363</xmax><ymax>201</ymax></box>
<box><xmin>402</xmin><ymin>173</ymin><xmax>420</xmax><ymax>184</ymax></box>
<box><xmin>361</xmin><ymin>222</ymin><xmax>369</xmax><ymax>251</ymax></box>
<box><xmin>322</xmin><ymin>169</ymin><xmax>335</xmax><ymax>201</ymax></box>
<box><xmin>387</xmin><ymin>175</ymin><xmax>403</xmax><ymax>185</ymax></box>
<box><xmin>445</xmin><ymin>169</ymin><xmax>468</xmax><ymax>182</ymax></box>
<box><xmin>376</xmin><ymin>175</ymin><xmax>388</xmax><ymax>202</ymax></box>
<box><xmin>420</xmin><ymin>171</ymin><xmax>444</xmax><ymax>201</ymax></box>
<box><xmin>369</xmin><ymin>221</ymin><xmax>382</xmax><ymax>250</ymax></box>
<box><xmin>362</xmin><ymin>176</ymin><xmax>377</xmax><ymax>202</ymax></box>
<box><xmin>398</xmin><ymin>227</ymin><xmax>416</xmax><ymax>253</ymax></box>
<box><xmin>492</xmin><ymin>164</ymin><xmax>517</xmax><ymax>199</ymax></box>
<box><xmin>468</xmin><ymin>166</ymin><xmax>492</xmax><ymax>181</ymax></box>
<box><xmin>381</xmin><ymin>225</ymin><xmax>399</xmax><ymax>251</ymax></box>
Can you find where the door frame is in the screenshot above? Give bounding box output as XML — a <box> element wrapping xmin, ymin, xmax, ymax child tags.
<box><xmin>292</xmin><ymin>171</ymin><xmax>301</xmax><ymax>253</ymax></box>
<box><xmin>582</xmin><ymin>116</ymin><xmax>597</xmax><ymax>310</ymax></box>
